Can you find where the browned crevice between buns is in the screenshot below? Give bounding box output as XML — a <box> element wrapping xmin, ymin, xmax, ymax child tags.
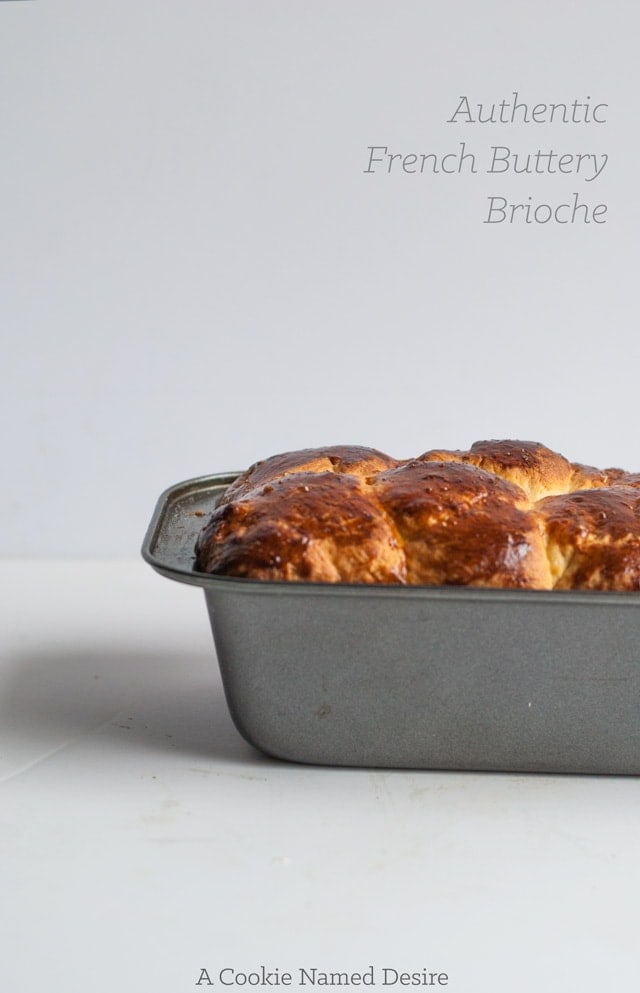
<box><xmin>194</xmin><ymin>441</ymin><xmax>640</xmax><ymax>591</ymax></box>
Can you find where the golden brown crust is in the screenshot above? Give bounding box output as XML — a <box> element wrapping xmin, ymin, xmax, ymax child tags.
<box><xmin>418</xmin><ymin>439</ymin><xmax>574</xmax><ymax>501</ymax></box>
<box><xmin>371</xmin><ymin>461</ymin><xmax>551</xmax><ymax>588</ymax></box>
<box><xmin>607</xmin><ymin>470</ymin><xmax>640</xmax><ymax>489</ymax></box>
<box><xmin>196</xmin><ymin>471</ymin><xmax>405</xmax><ymax>583</ymax></box>
<box><xmin>569</xmin><ymin>462</ymin><xmax>612</xmax><ymax>491</ymax></box>
<box><xmin>219</xmin><ymin>445</ymin><xmax>398</xmax><ymax>506</ymax></box>
<box><xmin>537</xmin><ymin>487</ymin><xmax>640</xmax><ymax>590</ymax></box>
<box><xmin>194</xmin><ymin>440</ymin><xmax>640</xmax><ymax>591</ymax></box>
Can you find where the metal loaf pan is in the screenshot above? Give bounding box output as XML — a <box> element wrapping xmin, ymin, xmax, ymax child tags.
<box><xmin>142</xmin><ymin>474</ymin><xmax>640</xmax><ymax>774</ymax></box>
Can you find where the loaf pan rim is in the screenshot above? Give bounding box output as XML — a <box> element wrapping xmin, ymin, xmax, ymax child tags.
<box><xmin>141</xmin><ymin>472</ymin><xmax>640</xmax><ymax>605</ymax></box>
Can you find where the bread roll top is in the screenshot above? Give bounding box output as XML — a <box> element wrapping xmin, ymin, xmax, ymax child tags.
<box><xmin>195</xmin><ymin>440</ymin><xmax>640</xmax><ymax>591</ymax></box>
<box><xmin>371</xmin><ymin>460</ymin><xmax>551</xmax><ymax>589</ymax></box>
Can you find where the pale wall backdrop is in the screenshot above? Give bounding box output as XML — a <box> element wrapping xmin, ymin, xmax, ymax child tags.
<box><xmin>2</xmin><ymin>0</ymin><xmax>638</xmax><ymax>554</ymax></box>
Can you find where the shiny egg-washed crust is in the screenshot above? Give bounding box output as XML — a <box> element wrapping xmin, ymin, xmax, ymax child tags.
<box><xmin>218</xmin><ymin>445</ymin><xmax>399</xmax><ymax>506</ymax></box>
<box><xmin>194</xmin><ymin>441</ymin><xmax>640</xmax><ymax>591</ymax></box>
<box><xmin>196</xmin><ymin>471</ymin><xmax>405</xmax><ymax>583</ymax></box>
<box><xmin>538</xmin><ymin>488</ymin><xmax>640</xmax><ymax>590</ymax></box>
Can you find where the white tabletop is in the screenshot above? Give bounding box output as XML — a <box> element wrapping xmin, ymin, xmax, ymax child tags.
<box><xmin>2</xmin><ymin>559</ymin><xmax>640</xmax><ymax>993</ymax></box>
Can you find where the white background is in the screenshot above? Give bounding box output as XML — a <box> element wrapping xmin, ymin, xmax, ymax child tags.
<box><xmin>2</xmin><ymin>0</ymin><xmax>639</xmax><ymax>555</ymax></box>
<box><xmin>3</xmin><ymin>6</ymin><xmax>640</xmax><ymax>993</ymax></box>
<box><xmin>4</xmin><ymin>560</ymin><xmax>640</xmax><ymax>993</ymax></box>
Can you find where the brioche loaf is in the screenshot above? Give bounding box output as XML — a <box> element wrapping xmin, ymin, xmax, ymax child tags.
<box><xmin>194</xmin><ymin>441</ymin><xmax>640</xmax><ymax>591</ymax></box>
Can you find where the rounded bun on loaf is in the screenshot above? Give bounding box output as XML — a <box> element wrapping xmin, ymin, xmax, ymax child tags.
<box><xmin>538</xmin><ymin>487</ymin><xmax>640</xmax><ymax>590</ymax></box>
<box><xmin>371</xmin><ymin>460</ymin><xmax>551</xmax><ymax>589</ymax></box>
<box><xmin>196</xmin><ymin>470</ymin><xmax>405</xmax><ymax>583</ymax></box>
<box><xmin>219</xmin><ymin>445</ymin><xmax>398</xmax><ymax>506</ymax></box>
<box><xmin>194</xmin><ymin>440</ymin><xmax>640</xmax><ymax>591</ymax></box>
<box><xmin>418</xmin><ymin>439</ymin><xmax>575</xmax><ymax>502</ymax></box>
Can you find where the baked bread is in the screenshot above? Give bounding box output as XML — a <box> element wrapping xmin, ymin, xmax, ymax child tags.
<box><xmin>194</xmin><ymin>441</ymin><xmax>640</xmax><ymax>591</ymax></box>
